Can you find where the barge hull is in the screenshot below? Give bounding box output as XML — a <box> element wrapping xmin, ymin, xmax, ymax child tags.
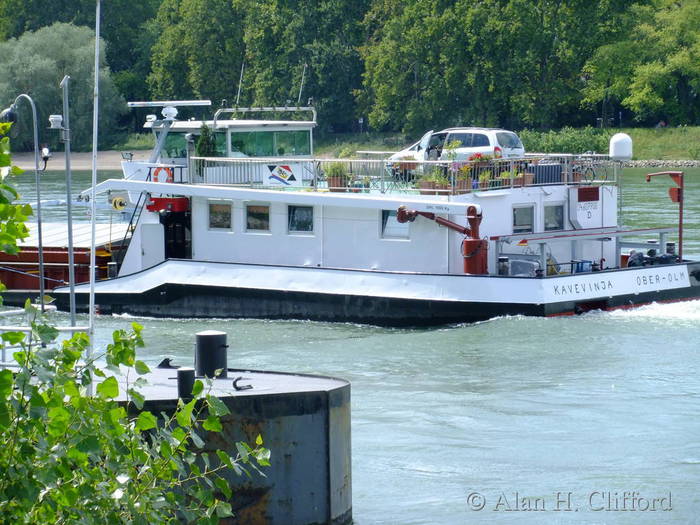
<box><xmin>50</xmin><ymin>260</ymin><xmax>700</xmax><ymax>326</ymax></box>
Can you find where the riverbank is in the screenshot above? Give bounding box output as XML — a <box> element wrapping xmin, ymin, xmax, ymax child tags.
<box><xmin>14</xmin><ymin>150</ymin><xmax>150</xmax><ymax>172</ymax></box>
<box><xmin>14</xmin><ymin>149</ymin><xmax>700</xmax><ymax>172</ymax></box>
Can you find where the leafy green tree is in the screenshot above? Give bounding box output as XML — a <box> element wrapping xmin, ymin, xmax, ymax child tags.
<box><xmin>0</xmin><ymin>22</ymin><xmax>126</xmax><ymax>151</ymax></box>
<box><xmin>196</xmin><ymin>123</ymin><xmax>217</xmax><ymax>156</ymax></box>
<box><xmin>0</xmin><ymin>310</ymin><xmax>270</xmax><ymax>523</ymax></box>
<box><xmin>0</xmin><ymin>126</ymin><xmax>270</xmax><ymax>522</ymax></box>
<box><xmin>583</xmin><ymin>0</ymin><xmax>700</xmax><ymax>124</ymax></box>
<box><xmin>149</xmin><ymin>0</ymin><xmax>245</xmax><ymax>104</ymax></box>
<box><xmin>149</xmin><ymin>0</ymin><xmax>368</xmax><ymax>133</ymax></box>
<box><xmin>0</xmin><ymin>123</ymin><xmax>31</xmax><ymax>283</ymax></box>
<box><xmin>361</xmin><ymin>0</ymin><xmax>649</xmax><ymax>134</ymax></box>
<box><xmin>238</xmin><ymin>0</ymin><xmax>369</xmax><ymax>133</ymax></box>
<box><xmin>0</xmin><ymin>0</ymin><xmax>161</xmax><ymax>105</ymax></box>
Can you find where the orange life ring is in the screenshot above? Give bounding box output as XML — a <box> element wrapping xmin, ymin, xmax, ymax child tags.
<box><xmin>153</xmin><ymin>166</ymin><xmax>174</xmax><ymax>183</ymax></box>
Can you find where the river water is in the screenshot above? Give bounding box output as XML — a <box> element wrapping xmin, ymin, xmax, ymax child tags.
<box><xmin>11</xmin><ymin>167</ymin><xmax>700</xmax><ymax>524</ymax></box>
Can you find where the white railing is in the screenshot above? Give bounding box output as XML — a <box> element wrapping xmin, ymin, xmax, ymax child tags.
<box><xmin>186</xmin><ymin>154</ymin><xmax>618</xmax><ymax>194</ymax></box>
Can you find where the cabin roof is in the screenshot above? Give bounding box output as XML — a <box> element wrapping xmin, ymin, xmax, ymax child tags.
<box><xmin>144</xmin><ymin>119</ymin><xmax>316</xmax><ymax>131</ymax></box>
<box><xmin>20</xmin><ymin>222</ymin><xmax>130</xmax><ymax>249</ymax></box>
<box><xmin>85</xmin><ymin>180</ymin><xmax>481</xmax><ymax>215</ymax></box>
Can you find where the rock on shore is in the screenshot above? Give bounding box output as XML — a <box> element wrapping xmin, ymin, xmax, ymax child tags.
<box><xmin>625</xmin><ymin>159</ymin><xmax>700</xmax><ymax>168</ymax></box>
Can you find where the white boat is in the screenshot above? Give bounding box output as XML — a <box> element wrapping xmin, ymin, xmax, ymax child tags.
<box><xmin>53</xmin><ymin>101</ymin><xmax>700</xmax><ymax>325</ymax></box>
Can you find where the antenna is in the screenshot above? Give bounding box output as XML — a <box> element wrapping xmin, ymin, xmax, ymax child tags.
<box><xmin>236</xmin><ymin>62</ymin><xmax>245</xmax><ymax>106</ymax></box>
<box><xmin>127</xmin><ymin>100</ymin><xmax>212</xmax><ymax>108</ymax></box>
<box><xmin>297</xmin><ymin>63</ymin><xmax>307</xmax><ymax>105</ymax></box>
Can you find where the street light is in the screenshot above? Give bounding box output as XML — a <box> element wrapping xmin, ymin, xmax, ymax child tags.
<box><xmin>0</xmin><ymin>94</ymin><xmax>48</xmax><ymax>312</ymax></box>
<box><xmin>48</xmin><ymin>75</ymin><xmax>76</xmax><ymax>326</ymax></box>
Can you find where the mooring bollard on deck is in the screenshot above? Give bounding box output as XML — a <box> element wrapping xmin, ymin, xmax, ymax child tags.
<box><xmin>176</xmin><ymin>367</ymin><xmax>195</xmax><ymax>399</ymax></box>
<box><xmin>195</xmin><ymin>329</ymin><xmax>228</xmax><ymax>378</ymax></box>
<box><xmin>137</xmin><ymin>330</ymin><xmax>353</xmax><ymax>525</ymax></box>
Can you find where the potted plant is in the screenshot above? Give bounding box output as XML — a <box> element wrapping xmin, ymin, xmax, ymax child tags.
<box><xmin>468</xmin><ymin>152</ymin><xmax>493</xmax><ymax>167</ymax></box>
<box><xmin>454</xmin><ymin>163</ymin><xmax>472</xmax><ymax>194</ymax></box>
<box><xmin>499</xmin><ymin>170</ymin><xmax>513</xmax><ymax>187</ymax></box>
<box><xmin>326</xmin><ymin>162</ymin><xmax>349</xmax><ymax>192</ymax></box>
<box><xmin>432</xmin><ymin>171</ymin><xmax>450</xmax><ymax>194</ymax></box>
<box><xmin>418</xmin><ymin>168</ymin><xmax>449</xmax><ymax>195</ymax></box>
<box><xmin>478</xmin><ymin>170</ymin><xmax>492</xmax><ymax>190</ymax></box>
<box><xmin>394</xmin><ymin>155</ymin><xmax>418</xmax><ymax>173</ymax></box>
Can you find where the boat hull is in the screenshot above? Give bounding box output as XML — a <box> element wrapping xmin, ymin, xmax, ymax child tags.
<box><xmin>49</xmin><ymin>259</ymin><xmax>700</xmax><ymax>326</ymax></box>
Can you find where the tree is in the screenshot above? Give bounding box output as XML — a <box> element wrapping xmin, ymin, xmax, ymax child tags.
<box><xmin>0</xmin><ymin>123</ymin><xmax>31</xmax><ymax>275</ymax></box>
<box><xmin>196</xmin><ymin>123</ymin><xmax>217</xmax><ymax>156</ymax></box>
<box><xmin>583</xmin><ymin>0</ymin><xmax>700</xmax><ymax>125</ymax></box>
<box><xmin>0</xmin><ymin>309</ymin><xmax>270</xmax><ymax>523</ymax></box>
<box><xmin>237</xmin><ymin>0</ymin><xmax>369</xmax><ymax>133</ymax></box>
<box><xmin>0</xmin><ymin>125</ymin><xmax>270</xmax><ymax>522</ymax></box>
<box><xmin>360</xmin><ymin>0</ymin><xmax>649</xmax><ymax>134</ymax></box>
<box><xmin>0</xmin><ymin>23</ymin><xmax>125</xmax><ymax>151</ymax></box>
<box><xmin>149</xmin><ymin>0</ymin><xmax>245</xmax><ymax>104</ymax></box>
<box><xmin>148</xmin><ymin>0</ymin><xmax>369</xmax><ymax>133</ymax></box>
<box><xmin>0</xmin><ymin>0</ymin><xmax>161</xmax><ymax>105</ymax></box>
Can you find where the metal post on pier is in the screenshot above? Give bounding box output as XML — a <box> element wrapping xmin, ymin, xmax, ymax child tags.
<box><xmin>0</xmin><ymin>95</ymin><xmax>47</xmax><ymax>312</ymax></box>
<box><xmin>62</xmin><ymin>76</ymin><xmax>76</xmax><ymax>327</ymax></box>
<box><xmin>87</xmin><ymin>0</ymin><xmax>102</xmax><ymax>396</ymax></box>
<box><xmin>49</xmin><ymin>76</ymin><xmax>77</xmax><ymax>326</ymax></box>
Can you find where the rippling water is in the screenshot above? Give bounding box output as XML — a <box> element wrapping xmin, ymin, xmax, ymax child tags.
<box><xmin>11</xmin><ymin>167</ymin><xmax>700</xmax><ymax>524</ymax></box>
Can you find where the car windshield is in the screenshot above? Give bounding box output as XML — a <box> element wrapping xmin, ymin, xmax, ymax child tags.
<box><xmin>496</xmin><ymin>132</ymin><xmax>523</xmax><ymax>149</ymax></box>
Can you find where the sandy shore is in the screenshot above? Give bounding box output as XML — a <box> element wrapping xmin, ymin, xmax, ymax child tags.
<box><xmin>13</xmin><ymin>150</ymin><xmax>150</xmax><ymax>171</ymax></box>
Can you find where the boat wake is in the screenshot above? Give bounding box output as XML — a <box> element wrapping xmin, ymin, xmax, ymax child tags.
<box><xmin>605</xmin><ymin>299</ymin><xmax>700</xmax><ymax>321</ymax></box>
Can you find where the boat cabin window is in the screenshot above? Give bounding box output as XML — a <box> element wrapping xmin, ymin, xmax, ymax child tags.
<box><xmin>234</xmin><ymin>130</ymin><xmax>311</xmax><ymax>157</ymax></box>
<box><xmin>288</xmin><ymin>205</ymin><xmax>314</xmax><ymax>233</ymax></box>
<box><xmin>544</xmin><ymin>204</ymin><xmax>565</xmax><ymax>231</ymax></box>
<box><xmin>163</xmin><ymin>131</ymin><xmax>226</xmax><ymax>158</ymax></box>
<box><xmin>208</xmin><ymin>201</ymin><xmax>232</xmax><ymax>230</ymax></box>
<box><xmin>163</xmin><ymin>133</ymin><xmax>188</xmax><ymax>159</ymax></box>
<box><xmin>381</xmin><ymin>210</ymin><xmax>409</xmax><ymax>239</ymax></box>
<box><xmin>513</xmin><ymin>206</ymin><xmax>534</xmax><ymax>234</ymax></box>
<box><xmin>246</xmin><ymin>204</ymin><xmax>270</xmax><ymax>231</ymax></box>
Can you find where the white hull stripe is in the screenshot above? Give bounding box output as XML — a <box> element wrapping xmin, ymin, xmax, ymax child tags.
<box><xmin>60</xmin><ymin>260</ymin><xmax>693</xmax><ymax>305</ymax></box>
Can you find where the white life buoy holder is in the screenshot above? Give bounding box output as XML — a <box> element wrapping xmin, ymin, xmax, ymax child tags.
<box><xmin>153</xmin><ymin>166</ymin><xmax>174</xmax><ymax>183</ymax></box>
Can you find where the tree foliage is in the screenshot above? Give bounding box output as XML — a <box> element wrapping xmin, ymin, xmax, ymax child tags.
<box><xmin>2</xmin><ymin>0</ymin><xmax>700</xmax><ymax>135</ymax></box>
<box><xmin>0</xmin><ymin>0</ymin><xmax>160</xmax><ymax>103</ymax></box>
<box><xmin>583</xmin><ymin>0</ymin><xmax>700</xmax><ymax>125</ymax></box>
<box><xmin>0</xmin><ymin>310</ymin><xmax>270</xmax><ymax>523</ymax></box>
<box><xmin>361</xmin><ymin>0</ymin><xmax>652</xmax><ymax>134</ymax></box>
<box><xmin>0</xmin><ymin>123</ymin><xmax>31</xmax><ymax>268</ymax></box>
<box><xmin>0</xmin><ymin>131</ymin><xmax>270</xmax><ymax>522</ymax></box>
<box><xmin>148</xmin><ymin>0</ymin><xmax>368</xmax><ymax>133</ymax></box>
<box><xmin>0</xmin><ymin>23</ymin><xmax>126</xmax><ymax>151</ymax></box>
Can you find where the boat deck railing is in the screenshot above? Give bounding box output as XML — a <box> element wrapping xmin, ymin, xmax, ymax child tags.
<box><xmin>491</xmin><ymin>226</ymin><xmax>679</xmax><ymax>277</ymax></box>
<box><xmin>186</xmin><ymin>154</ymin><xmax>618</xmax><ymax>194</ymax></box>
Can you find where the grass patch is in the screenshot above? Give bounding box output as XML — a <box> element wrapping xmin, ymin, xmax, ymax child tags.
<box><xmin>314</xmin><ymin>132</ymin><xmax>409</xmax><ymax>158</ymax></box>
<box><xmin>620</xmin><ymin>127</ymin><xmax>700</xmax><ymax>160</ymax></box>
<box><xmin>111</xmin><ymin>133</ymin><xmax>155</xmax><ymax>151</ymax></box>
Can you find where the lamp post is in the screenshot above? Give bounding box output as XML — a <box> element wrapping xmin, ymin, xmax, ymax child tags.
<box><xmin>48</xmin><ymin>76</ymin><xmax>76</xmax><ymax>326</ymax></box>
<box><xmin>0</xmin><ymin>94</ymin><xmax>48</xmax><ymax>312</ymax></box>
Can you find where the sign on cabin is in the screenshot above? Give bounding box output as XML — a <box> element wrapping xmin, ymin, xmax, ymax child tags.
<box><xmin>569</xmin><ymin>186</ymin><xmax>601</xmax><ymax>229</ymax></box>
<box><xmin>266</xmin><ymin>164</ymin><xmax>304</xmax><ymax>187</ymax></box>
